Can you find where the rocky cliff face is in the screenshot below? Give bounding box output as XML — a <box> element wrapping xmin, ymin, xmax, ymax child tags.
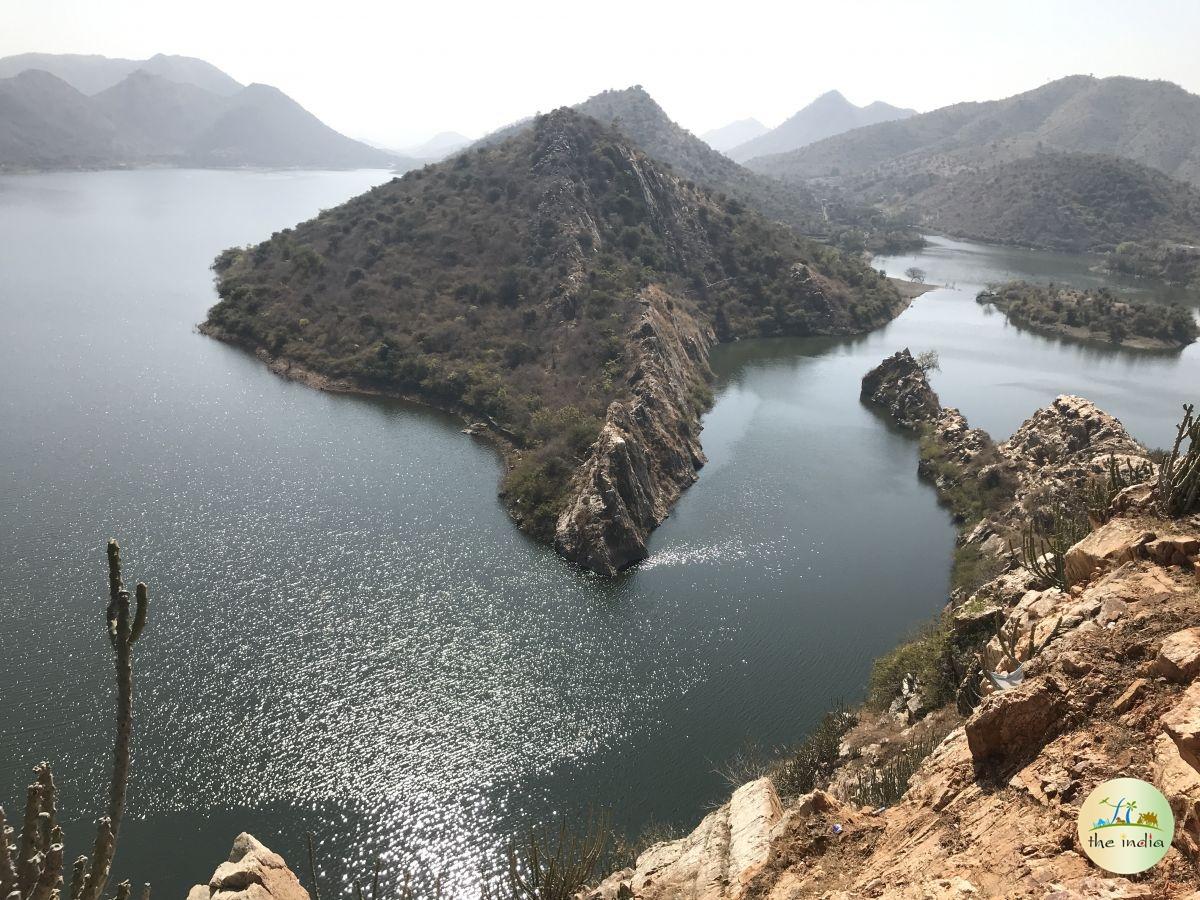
<box><xmin>554</xmin><ymin>286</ymin><xmax>715</xmax><ymax>575</ymax></box>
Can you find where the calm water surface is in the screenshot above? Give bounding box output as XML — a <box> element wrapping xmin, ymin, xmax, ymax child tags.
<box><xmin>0</xmin><ymin>175</ymin><xmax>1194</xmax><ymax>896</ymax></box>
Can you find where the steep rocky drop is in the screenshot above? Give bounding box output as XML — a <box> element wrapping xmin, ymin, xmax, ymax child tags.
<box><xmin>554</xmin><ymin>286</ymin><xmax>715</xmax><ymax>574</ymax></box>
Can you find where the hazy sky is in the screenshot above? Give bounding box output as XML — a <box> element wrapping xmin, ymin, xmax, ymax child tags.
<box><xmin>5</xmin><ymin>0</ymin><xmax>1200</xmax><ymax>149</ymax></box>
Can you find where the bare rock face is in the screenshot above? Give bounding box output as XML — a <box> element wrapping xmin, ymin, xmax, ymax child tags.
<box><xmin>1153</xmin><ymin>732</ymin><xmax>1200</xmax><ymax>859</ymax></box>
<box><xmin>1002</xmin><ymin>395</ymin><xmax>1144</xmax><ymax>470</ymax></box>
<box><xmin>186</xmin><ymin>834</ymin><xmax>309</xmax><ymax>900</ymax></box>
<box><xmin>1164</xmin><ymin>681</ymin><xmax>1200</xmax><ymax>771</ymax></box>
<box><xmin>1063</xmin><ymin>519</ymin><xmax>1158</xmax><ymax>586</ymax></box>
<box><xmin>860</xmin><ymin>348</ymin><xmax>942</xmax><ymax>430</ymax></box>
<box><xmin>555</xmin><ymin>287</ymin><xmax>714</xmax><ymax>575</ymax></box>
<box><xmin>1064</xmin><ymin>517</ymin><xmax>1200</xmax><ymax>588</ymax></box>
<box><xmin>1154</xmin><ymin>627</ymin><xmax>1200</xmax><ymax>683</ymax></box>
<box><xmin>965</xmin><ymin>675</ymin><xmax>1067</xmax><ymax>768</ymax></box>
<box><xmin>580</xmin><ymin>778</ymin><xmax>788</xmax><ymax>900</ymax></box>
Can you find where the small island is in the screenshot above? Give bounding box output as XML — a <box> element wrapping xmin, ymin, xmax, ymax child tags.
<box><xmin>976</xmin><ymin>280</ymin><xmax>1198</xmax><ymax>351</ymax></box>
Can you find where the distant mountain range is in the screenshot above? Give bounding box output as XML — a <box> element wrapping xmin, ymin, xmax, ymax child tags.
<box><xmin>0</xmin><ymin>52</ymin><xmax>243</xmax><ymax>96</ymax></box>
<box><xmin>0</xmin><ymin>53</ymin><xmax>406</xmax><ymax>170</ymax></box>
<box><xmin>747</xmin><ymin>76</ymin><xmax>1200</xmax><ymax>188</ymax></box>
<box><xmin>737</xmin><ymin>75</ymin><xmax>1200</xmax><ymax>252</ymax></box>
<box><xmin>727</xmin><ymin>90</ymin><xmax>915</xmax><ymax>163</ymax></box>
<box><xmin>700</xmin><ymin>118</ymin><xmax>767</xmax><ymax>153</ymax></box>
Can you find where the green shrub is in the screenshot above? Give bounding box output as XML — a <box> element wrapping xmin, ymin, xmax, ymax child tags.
<box><xmin>867</xmin><ymin>619</ymin><xmax>957</xmax><ymax>711</ymax></box>
<box><xmin>768</xmin><ymin>704</ymin><xmax>856</xmax><ymax>800</ymax></box>
<box><xmin>845</xmin><ymin>726</ymin><xmax>947</xmax><ymax>808</ymax></box>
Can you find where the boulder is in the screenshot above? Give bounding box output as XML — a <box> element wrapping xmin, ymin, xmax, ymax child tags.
<box><xmin>965</xmin><ymin>677</ymin><xmax>1066</xmax><ymax>768</ymax></box>
<box><xmin>187</xmin><ymin>834</ymin><xmax>309</xmax><ymax>900</ymax></box>
<box><xmin>1152</xmin><ymin>733</ymin><xmax>1200</xmax><ymax>858</ymax></box>
<box><xmin>1063</xmin><ymin>520</ymin><xmax>1156</xmax><ymax>587</ymax></box>
<box><xmin>1152</xmin><ymin>627</ymin><xmax>1200</xmax><ymax>683</ymax></box>
<box><xmin>1163</xmin><ymin>681</ymin><xmax>1200</xmax><ymax>771</ymax></box>
<box><xmin>1146</xmin><ymin>535</ymin><xmax>1200</xmax><ymax>568</ymax></box>
<box><xmin>631</xmin><ymin>778</ymin><xmax>783</xmax><ymax>900</ymax></box>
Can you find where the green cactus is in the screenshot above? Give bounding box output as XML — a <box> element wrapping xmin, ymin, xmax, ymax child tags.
<box><xmin>1010</xmin><ymin>500</ymin><xmax>1089</xmax><ymax>591</ymax></box>
<box><xmin>1157</xmin><ymin>403</ymin><xmax>1200</xmax><ymax>516</ymax></box>
<box><xmin>0</xmin><ymin>539</ymin><xmax>149</xmax><ymax>900</ymax></box>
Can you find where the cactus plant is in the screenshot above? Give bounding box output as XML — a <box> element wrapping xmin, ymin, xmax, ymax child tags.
<box><xmin>0</xmin><ymin>539</ymin><xmax>149</xmax><ymax>900</ymax></box>
<box><xmin>1010</xmin><ymin>501</ymin><xmax>1089</xmax><ymax>590</ymax></box>
<box><xmin>1156</xmin><ymin>403</ymin><xmax>1200</xmax><ymax>516</ymax></box>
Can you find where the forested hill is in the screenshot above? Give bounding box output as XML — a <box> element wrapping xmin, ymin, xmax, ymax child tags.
<box><xmin>205</xmin><ymin>108</ymin><xmax>902</xmax><ymax>540</ymax></box>
<box><xmin>896</xmin><ymin>152</ymin><xmax>1200</xmax><ymax>252</ymax></box>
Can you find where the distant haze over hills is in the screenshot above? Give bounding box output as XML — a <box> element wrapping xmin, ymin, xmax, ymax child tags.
<box><xmin>727</xmin><ymin>90</ymin><xmax>914</xmax><ymax>163</ymax></box>
<box><xmin>898</xmin><ymin>151</ymin><xmax>1200</xmax><ymax>252</ymax></box>
<box><xmin>0</xmin><ymin>52</ymin><xmax>243</xmax><ymax>96</ymax></box>
<box><xmin>747</xmin><ymin>75</ymin><xmax>1200</xmax><ymax>188</ymax></box>
<box><xmin>700</xmin><ymin>118</ymin><xmax>767</xmax><ymax>153</ymax></box>
<box><xmin>402</xmin><ymin>131</ymin><xmax>473</xmax><ymax>161</ymax></box>
<box><xmin>738</xmin><ymin>75</ymin><xmax>1200</xmax><ymax>252</ymax></box>
<box><xmin>0</xmin><ymin>52</ymin><xmax>403</xmax><ymax>170</ymax></box>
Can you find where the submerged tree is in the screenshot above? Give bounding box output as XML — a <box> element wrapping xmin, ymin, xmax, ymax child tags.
<box><xmin>0</xmin><ymin>539</ymin><xmax>150</xmax><ymax>900</ymax></box>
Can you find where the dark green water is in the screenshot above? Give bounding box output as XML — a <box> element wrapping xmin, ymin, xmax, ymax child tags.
<box><xmin>0</xmin><ymin>175</ymin><xmax>1193</xmax><ymax>897</ymax></box>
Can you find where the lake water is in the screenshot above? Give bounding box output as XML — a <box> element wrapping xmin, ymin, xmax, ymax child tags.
<box><xmin>1</xmin><ymin>173</ymin><xmax>1196</xmax><ymax>898</ymax></box>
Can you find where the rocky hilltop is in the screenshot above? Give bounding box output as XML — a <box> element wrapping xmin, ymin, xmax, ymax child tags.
<box><xmin>205</xmin><ymin>108</ymin><xmax>904</xmax><ymax>574</ymax></box>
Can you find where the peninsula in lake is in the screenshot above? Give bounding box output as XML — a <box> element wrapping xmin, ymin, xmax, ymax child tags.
<box><xmin>203</xmin><ymin>100</ymin><xmax>908</xmax><ymax>573</ymax></box>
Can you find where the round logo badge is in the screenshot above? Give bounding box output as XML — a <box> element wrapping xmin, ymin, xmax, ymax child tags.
<box><xmin>1077</xmin><ymin>778</ymin><xmax>1174</xmax><ymax>874</ymax></box>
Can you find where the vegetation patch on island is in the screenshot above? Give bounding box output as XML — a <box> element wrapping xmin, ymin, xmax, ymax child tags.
<box><xmin>1108</xmin><ymin>239</ymin><xmax>1200</xmax><ymax>290</ymax></box>
<box><xmin>976</xmin><ymin>280</ymin><xmax>1198</xmax><ymax>350</ymax></box>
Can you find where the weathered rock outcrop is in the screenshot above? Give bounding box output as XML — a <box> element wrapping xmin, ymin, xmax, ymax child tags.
<box><xmin>554</xmin><ymin>286</ymin><xmax>715</xmax><ymax>575</ymax></box>
<box><xmin>864</xmin><ymin>351</ymin><xmax>1156</xmax><ymax>572</ymax></box>
<box><xmin>581</xmin><ymin>780</ymin><xmax>846</xmax><ymax>900</ymax></box>
<box><xmin>860</xmin><ymin>348</ymin><xmax>942</xmax><ymax>430</ymax></box>
<box><xmin>187</xmin><ymin>834</ymin><xmax>309</xmax><ymax>900</ymax></box>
